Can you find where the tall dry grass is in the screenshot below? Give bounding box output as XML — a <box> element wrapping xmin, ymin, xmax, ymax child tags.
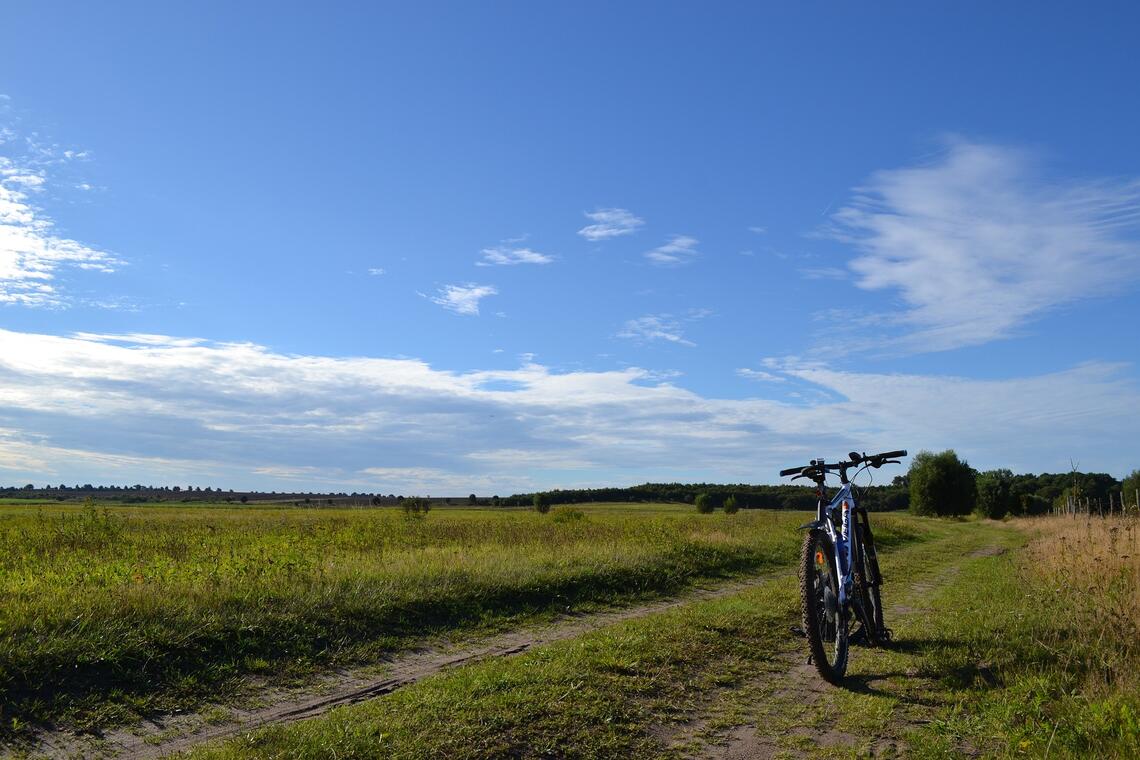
<box><xmin>1020</xmin><ymin>515</ymin><xmax>1140</xmax><ymax>695</ymax></box>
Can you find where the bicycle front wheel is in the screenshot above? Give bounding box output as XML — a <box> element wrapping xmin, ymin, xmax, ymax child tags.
<box><xmin>800</xmin><ymin>529</ymin><xmax>848</xmax><ymax>683</ymax></box>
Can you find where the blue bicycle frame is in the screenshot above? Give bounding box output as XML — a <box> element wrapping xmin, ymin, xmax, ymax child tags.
<box><xmin>804</xmin><ymin>483</ymin><xmax>856</xmax><ymax>607</ymax></box>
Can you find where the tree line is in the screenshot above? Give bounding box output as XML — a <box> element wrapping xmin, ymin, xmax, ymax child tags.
<box><xmin>905</xmin><ymin>449</ymin><xmax>1139</xmax><ymax>518</ymax></box>
<box><xmin>508</xmin><ymin>481</ymin><xmax>910</xmax><ymax>512</ymax></box>
<box><xmin>509</xmin><ymin>457</ymin><xmax>1140</xmax><ymax>519</ymax></box>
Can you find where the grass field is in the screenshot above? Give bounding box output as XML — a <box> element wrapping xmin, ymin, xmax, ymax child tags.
<box><xmin>179</xmin><ymin>515</ymin><xmax>1140</xmax><ymax>760</ymax></box>
<box><xmin>0</xmin><ymin>501</ymin><xmax>923</xmax><ymax>740</ymax></box>
<box><xmin>6</xmin><ymin>503</ymin><xmax>1134</xmax><ymax>758</ymax></box>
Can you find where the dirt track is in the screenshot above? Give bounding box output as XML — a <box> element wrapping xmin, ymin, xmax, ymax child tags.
<box><xmin>25</xmin><ymin>568</ymin><xmax>794</xmax><ymax>759</ymax></box>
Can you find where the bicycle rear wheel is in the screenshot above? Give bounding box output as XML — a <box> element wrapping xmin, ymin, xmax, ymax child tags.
<box><xmin>854</xmin><ymin>518</ymin><xmax>887</xmax><ymax>644</ymax></box>
<box><xmin>800</xmin><ymin>529</ymin><xmax>848</xmax><ymax>683</ymax></box>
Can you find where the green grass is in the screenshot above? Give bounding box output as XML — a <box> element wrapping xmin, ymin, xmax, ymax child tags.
<box><xmin>182</xmin><ymin>514</ymin><xmax>965</xmax><ymax>760</ymax></box>
<box><xmin>0</xmin><ymin>503</ymin><xmax>922</xmax><ymax>739</ymax></box>
<box><xmin>690</xmin><ymin>517</ymin><xmax>1140</xmax><ymax>759</ymax></box>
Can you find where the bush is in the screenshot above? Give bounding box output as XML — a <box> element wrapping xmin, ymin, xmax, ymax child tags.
<box><xmin>975</xmin><ymin>469</ymin><xmax>1014</xmax><ymax>519</ymax></box>
<box><xmin>723</xmin><ymin>495</ymin><xmax>739</xmax><ymax>514</ymax></box>
<box><xmin>402</xmin><ymin>497</ymin><xmax>430</xmax><ymax>518</ymax></box>
<box><xmin>908</xmin><ymin>450</ymin><xmax>976</xmax><ymax>517</ymax></box>
<box><xmin>695</xmin><ymin>493</ymin><xmax>713</xmax><ymax>514</ymax></box>
<box><xmin>533</xmin><ymin>492</ymin><xmax>551</xmax><ymax>514</ymax></box>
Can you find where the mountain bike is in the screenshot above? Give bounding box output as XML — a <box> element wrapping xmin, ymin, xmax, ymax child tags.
<box><xmin>779</xmin><ymin>449</ymin><xmax>907</xmax><ymax>683</ymax></box>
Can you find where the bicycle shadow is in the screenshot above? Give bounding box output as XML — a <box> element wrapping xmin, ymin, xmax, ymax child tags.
<box><xmin>837</xmin><ymin>634</ymin><xmax>999</xmax><ymax>702</ymax></box>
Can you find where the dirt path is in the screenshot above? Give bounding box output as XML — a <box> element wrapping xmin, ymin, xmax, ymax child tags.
<box><xmin>24</xmin><ymin>567</ymin><xmax>795</xmax><ymax>760</ymax></box>
<box><xmin>663</xmin><ymin>544</ymin><xmax>1007</xmax><ymax>759</ymax></box>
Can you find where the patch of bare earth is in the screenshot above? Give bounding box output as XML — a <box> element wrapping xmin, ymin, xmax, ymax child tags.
<box><xmin>17</xmin><ymin>569</ymin><xmax>793</xmax><ymax>760</ymax></box>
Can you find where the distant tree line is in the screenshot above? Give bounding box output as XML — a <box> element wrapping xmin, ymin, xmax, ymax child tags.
<box><xmin>907</xmin><ymin>449</ymin><xmax>1136</xmax><ymax>519</ymax></box>
<box><xmin>5</xmin><ymin>460</ymin><xmax>1137</xmax><ymax>519</ymax></box>
<box><xmin>507</xmin><ymin>481</ymin><xmax>910</xmax><ymax>512</ymax></box>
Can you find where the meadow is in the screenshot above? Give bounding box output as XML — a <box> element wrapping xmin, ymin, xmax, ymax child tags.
<box><xmin>180</xmin><ymin>515</ymin><xmax>1140</xmax><ymax>760</ymax></box>
<box><xmin>0</xmin><ymin>501</ymin><xmax>922</xmax><ymax>739</ymax></box>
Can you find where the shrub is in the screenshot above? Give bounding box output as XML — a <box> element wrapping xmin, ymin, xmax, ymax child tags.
<box><xmin>908</xmin><ymin>450</ymin><xmax>976</xmax><ymax>517</ymax></box>
<box><xmin>402</xmin><ymin>497</ymin><xmax>430</xmax><ymax>518</ymax></box>
<box><xmin>533</xmin><ymin>492</ymin><xmax>551</xmax><ymax>514</ymax></box>
<box><xmin>695</xmin><ymin>493</ymin><xmax>713</xmax><ymax>514</ymax></box>
<box><xmin>723</xmin><ymin>495</ymin><xmax>739</xmax><ymax>514</ymax></box>
<box><xmin>975</xmin><ymin>469</ymin><xmax>1014</xmax><ymax>519</ymax></box>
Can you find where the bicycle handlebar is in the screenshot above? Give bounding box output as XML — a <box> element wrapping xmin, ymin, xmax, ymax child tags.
<box><xmin>778</xmin><ymin>449</ymin><xmax>907</xmax><ymax>479</ymax></box>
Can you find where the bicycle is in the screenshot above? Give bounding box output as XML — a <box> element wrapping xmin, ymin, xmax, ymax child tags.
<box><xmin>779</xmin><ymin>449</ymin><xmax>907</xmax><ymax>683</ymax></box>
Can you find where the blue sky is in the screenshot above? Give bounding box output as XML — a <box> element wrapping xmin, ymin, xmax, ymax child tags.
<box><xmin>2</xmin><ymin>2</ymin><xmax>1139</xmax><ymax>494</ymax></box>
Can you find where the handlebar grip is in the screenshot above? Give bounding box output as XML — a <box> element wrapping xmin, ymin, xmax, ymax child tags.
<box><xmin>779</xmin><ymin>466</ymin><xmax>804</xmax><ymax>477</ymax></box>
<box><xmin>878</xmin><ymin>449</ymin><xmax>907</xmax><ymax>459</ymax></box>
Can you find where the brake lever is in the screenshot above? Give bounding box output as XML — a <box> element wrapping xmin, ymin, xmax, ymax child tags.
<box><xmin>790</xmin><ymin>474</ymin><xmax>808</xmax><ymax>481</ymax></box>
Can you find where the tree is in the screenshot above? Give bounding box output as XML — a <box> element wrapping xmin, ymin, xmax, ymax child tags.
<box><xmin>908</xmin><ymin>450</ymin><xmax>976</xmax><ymax>517</ymax></box>
<box><xmin>492</xmin><ymin>495</ymin><xmax>500</xmax><ymax>507</ymax></box>
<box><xmin>1122</xmin><ymin>470</ymin><xmax>1140</xmax><ymax>512</ymax></box>
<box><xmin>533</xmin><ymin>492</ymin><xmax>551</xmax><ymax>514</ymax></box>
<box><xmin>975</xmin><ymin>469</ymin><xmax>1014</xmax><ymax>519</ymax></box>
<box><xmin>239</xmin><ymin>494</ymin><xmax>248</xmax><ymax>504</ymax></box>
<box><xmin>695</xmin><ymin>493</ymin><xmax>713</xmax><ymax>514</ymax></box>
<box><xmin>468</xmin><ymin>493</ymin><xmax>478</xmax><ymax>506</ymax></box>
<box><xmin>723</xmin><ymin>495</ymin><xmax>739</xmax><ymax>514</ymax></box>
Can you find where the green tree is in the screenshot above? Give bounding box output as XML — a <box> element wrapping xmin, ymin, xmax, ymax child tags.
<box><xmin>533</xmin><ymin>492</ymin><xmax>551</xmax><ymax>514</ymax></box>
<box><xmin>468</xmin><ymin>493</ymin><xmax>478</xmax><ymax>506</ymax></box>
<box><xmin>723</xmin><ymin>495</ymin><xmax>739</xmax><ymax>514</ymax></box>
<box><xmin>908</xmin><ymin>450</ymin><xmax>977</xmax><ymax>517</ymax></box>
<box><xmin>975</xmin><ymin>469</ymin><xmax>1014</xmax><ymax>519</ymax></box>
<box><xmin>694</xmin><ymin>493</ymin><xmax>713</xmax><ymax>514</ymax></box>
<box><xmin>1122</xmin><ymin>470</ymin><xmax>1140</xmax><ymax>512</ymax></box>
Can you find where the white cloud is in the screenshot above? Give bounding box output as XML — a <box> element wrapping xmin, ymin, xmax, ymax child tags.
<box><xmin>428</xmin><ymin>283</ymin><xmax>498</xmax><ymax>316</ymax></box>
<box><xmin>368</xmin><ymin>267</ymin><xmax>386</xmax><ymax>276</ymax></box>
<box><xmin>477</xmin><ymin>246</ymin><xmax>554</xmax><ymax>266</ymax></box>
<box><xmin>0</xmin><ymin>147</ymin><xmax>122</xmax><ymax>307</ymax></box>
<box><xmin>645</xmin><ymin>235</ymin><xmax>699</xmax><ymax>266</ymax></box>
<box><xmin>0</xmin><ymin>329</ymin><xmax>1137</xmax><ymax>491</ymax></box>
<box><xmin>737</xmin><ymin>368</ymin><xmax>786</xmax><ymax>383</ymax></box>
<box><xmin>832</xmin><ymin>139</ymin><xmax>1140</xmax><ymax>352</ymax></box>
<box><xmin>577</xmin><ymin>208</ymin><xmax>644</xmax><ymax>241</ymax></box>
<box><xmin>617</xmin><ymin>314</ymin><xmax>696</xmax><ymax>347</ymax></box>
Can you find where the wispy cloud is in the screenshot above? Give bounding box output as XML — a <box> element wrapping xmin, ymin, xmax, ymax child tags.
<box><xmin>577</xmin><ymin>208</ymin><xmax>644</xmax><ymax>241</ymax></box>
<box><xmin>427</xmin><ymin>283</ymin><xmax>498</xmax><ymax>315</ymax></box>
<box><xmin>477</xmin><ymin>246</ymin><xmax>554</xmax><ymax>266</ymax></box>
<box><xmin>737</xmin><ymin>368</ymin><xmax>786</xmax><ymax>383</ymax></box>
<box><xmin>832</xmin><ymin>139</ymin><xmax>1140</xmax><ymax>352</ymax></box>
<box><xmin>617</xmin><ymin>314</ymin><xmax>695</xmax><ymax>347</ymax></box>
<box><xmin>367</xmin><ymin>267</ymin><xmax>386</xmax><ymax>276</ymax></box>
<box><xmin>645</xmin><ymin>235</ymin><xmax>700</xmax><ymax>266</ymax></box>
<box><xmin>1</xmin><ymin>149</ymin><xmax>122</xmax><ymax>307</ymax></box>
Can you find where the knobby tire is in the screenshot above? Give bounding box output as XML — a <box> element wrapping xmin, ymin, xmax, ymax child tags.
<box><xmin>800</xmin><ymin>529</ymin><xmax>848</xmax><ymax>683</ymax></box>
